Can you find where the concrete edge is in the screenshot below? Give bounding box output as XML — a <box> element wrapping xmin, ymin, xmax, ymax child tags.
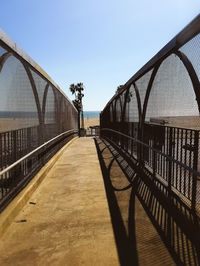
<box><xmin>0</xmin><ymin>136</ymin><xmax>78</xmax><ymax>238</ymax></box>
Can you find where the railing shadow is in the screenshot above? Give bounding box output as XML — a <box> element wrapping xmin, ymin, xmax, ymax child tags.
<box><xmin>94</xmin><ymin>137</ymin><xmax>200</xmax><ymax>266</ymax></box>
<box><xmin>94</xmin><ymin>138</ymin><xmax>139</xmax><ymax>266</ymax></box>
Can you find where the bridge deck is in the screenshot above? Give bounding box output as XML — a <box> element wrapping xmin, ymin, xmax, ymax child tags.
<box><xmin>0</xmin><ymin>138</ymin><xmax>174</xmax><ymax>266</ymax></box>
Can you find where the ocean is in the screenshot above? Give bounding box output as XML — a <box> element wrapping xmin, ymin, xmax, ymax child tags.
<box><xmin>84</xmin><ymin>111</ymin><xmax>100</xmax><ymax>119</ymax></box>
<box><xmin>0</xmin><ymin>111</ymin><xmax>101</xmax><ymax>119</ymax></box>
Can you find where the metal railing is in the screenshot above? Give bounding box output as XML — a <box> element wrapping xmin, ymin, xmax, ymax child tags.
<box><xmin>86</xmin><ymin>126</ymin><xmax>100</xmax><ymax>137</ymax></box>
<box><xmin>100</xmin><ymin>15</ymin><xmax>200</xmax><ymax>216</ymax></box>
<box><xmin>0</xmin><ymin>128</ymin><xmax>78</xmax><ymax>212</ymax></box>
<box><xmin>95</xmin><ymin>137</ymin><xmax>200</xmax><ymax>265</ymax></box>
<box><xmin>99</xmin><ymin>16</ymin><xmax>200</xmax><ymax>266</ymax></box>
<box><xmin>0</xmin><ymin>30</ymin><xmax>78</xmax><ymax>211</ymax></box>
<box><xmin>101</xmin><ymin>127</ymin><xmax>200</xmax><ymax>210</ymax></box>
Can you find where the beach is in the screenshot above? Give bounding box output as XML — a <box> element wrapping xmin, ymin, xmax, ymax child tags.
<box><xmin>1</xmin><ymin>116</ymin><xmax>200</xmax><ymax>133</ymax></box>
<box><xmin>84</xmin><ymin>117</ymin><xmax>99</xmax><ymax>129</ymax></box>
<box><xmin>0</xmin><ymin>118</ymin><xmax>39</xmax><ymax>133</ymax></box>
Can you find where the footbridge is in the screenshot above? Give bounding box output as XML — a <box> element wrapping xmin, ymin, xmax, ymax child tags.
<box><xmin>1</xmin><ymin>15</ymin><xmax>200</xmax><ymax>266</ymax></box>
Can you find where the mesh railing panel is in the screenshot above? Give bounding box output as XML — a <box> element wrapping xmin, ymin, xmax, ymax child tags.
<box><xmin>0</xmin><ymin>55</ymin><xmax>39</xmax><ymax>131</ymax></box>
<box><xmin>45</xmin><ymin>85</ymin><xmax>56</xmax><ymax>124</ymax></box>
<box><xmin>100</xmin><ymin>15</ymin><xmax>200</xmax><ymax>264</ymax></box>
<box><xmin>180</xmin><ymin>33</ymin><xmax>200</xmax><ymax>82</ymax></box>
<box><xmin>135</xmin><ymin>68</ymin><xmax>153</xmax><ymax>108</ymax></box>
<box><xmin>126</xmin><ymin>84</ymin><xmax>139</xmax><ymax>122</ymax></box>
<box><xmin>30</xmin><ymin>68</ymin><xmax>47</xmax><ymax>108</ymax></box>
<box><xmin>0</xmin><ymin>46</ymin><xmax>6</xmax><ymax>57</ymax></box>
<box><xmin>115</xmin><ymin>97</ymin><xmax>122</xmax><ymax>122</ymax></box>
<box><xmin>145</xmin><ymin>53</ymin><xmax>199</xmax><ymax>124</ymax></box>
<box><xmin>0</xmin><ymin>39</ymin><xmax>78</xmax><ymax>211</ymax></box>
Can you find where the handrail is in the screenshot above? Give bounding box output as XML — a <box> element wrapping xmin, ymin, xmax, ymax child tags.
<box><xmin>0</xmin><ymin>129</ymin><xmax>78</xmax><ymax>176</ymax></box>
<box><xmin>101</xmin><ymin>128</ymin><xmax>200</xmax><ymax>177</ymax></box>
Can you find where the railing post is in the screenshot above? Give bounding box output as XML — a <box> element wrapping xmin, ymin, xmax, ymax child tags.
<box><xmin>192</xmin><ymin>131</ymin><xmax>199</xmax><ymax>211</ymax></box>
<box><xmin>27</xmin><ymin>127</ymin><xmax>32</xmax><ymax>171</ymax></box>
<box><xmin>13</xmin><ymin>130</ymin><xmax>17</xmax><ymax>164</ymax></box>
<box><xmin>168</xmin><ymin>127</ymin><xmax>173</xmax><ymax>192</ymax></box>
<box><xmin>167</xmin><ymin>127</ymin><xmax>173</xmax><ymax>245</ymax></box>
<box><xmin>152</xmin><ymin>125</ymin><xmax>157</xmax><ymax>180</ymax></box>
<box><xmin>13</xmin><ymin>130</ymin><xmax>21</xmax><ymax>185</ymax></box>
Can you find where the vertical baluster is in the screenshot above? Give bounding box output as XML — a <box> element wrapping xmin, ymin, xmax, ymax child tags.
<box><xmin>191</xmin><ymin>131</ymin><xmax>198</xmax><ymax>211</ymax></box>
<box><xmin>183</xmin><ymin>129</ymin><xmax>188</xmax><ymax>196</ymax></box>
<box><xmin>168</xmin><ymin>127</ymin><xmax>173</xmax><ymax>191</ymax></box>
<box><xmin>180</xmin><ymin>129</ymin><xmax>183</xmax><ymax>193</ymax></box>
<box><xmin>188</xmin><ymin>130</ymin><xmax>193</xmax><ymax>199</ymax></box>
<box><xmin>175</xmin><ymin>128</ymin><xmax>179</xmax><ymax>191</ymax></box>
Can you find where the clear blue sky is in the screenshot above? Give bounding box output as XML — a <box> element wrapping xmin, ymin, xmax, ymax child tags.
<box><xmin>0</xmin><ymin>0</ymin><xmax>199</xmax><ymax>111</ymax></box>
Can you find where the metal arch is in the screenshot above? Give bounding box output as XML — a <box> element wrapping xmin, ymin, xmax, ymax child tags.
<box><xmin>0</xmin><ymin>52</ymin><xmax>43</xmax><ymax>128</ymax></box>
<box><xmin>131</xmin><ymin>82</ymin><xmax>142</xmax><ymax>159</ymax></box>
<box><xmin>115</xmin><ymin>96</ymin><xmax>122</xmax><ymax>122</ymax></box>
<box><xmin>142</xmin><ymin>63</ymin><xmax>162</xmax><ymax>124</ymax></box>
<box><xmin>121</xmin><ymin>88</ymin><xmax>130</xmax><ymax>122</ymax></box>
<box><xmin>59</xmin><ymin>96</ymin><xmax>67</xmax><ymax>131</ymax></box>
<box><xmin>21</xmin><ymin>61</ymin><xmax>43</xmax><ymax>126</ymax></box>
<box><xmin>113</xmin><ymin>98</ymin><xmax>117</xmax><ymax>122</ymax></box>
<box><xmin>0</xmin><ymin>52</ymin><xmax>12</xmax><ymax>72</ymax></box>
<box><xmin>111</xmin><ymin>102</ymin><xmax>115</xmax><ymax>122</ymax></box>
<box><xmin>133</xmin><ymin>83</ymin><xmax>142</xmax><ymax>124</ymax></box>
<box><xmin>51</xmin><ymin>85</ymin><xmax>61</xmax><ymax>129</ymax></box>
<box><xmin>109</xmin><ymin>103</ymin><xmax>113</xmax><ymax>122</ymax></box>
<box><xmin>42</xmin><ymin>83</ymin><xmax>50</xmax><ymax>124</ymax></box>
<box><xmin>107</xmin><ymin>102</ymin><xmax>113</xmax><ymax>123</ymax></box>
<box><xmin>119</xmin><ymin>93</ymin><xmax>124</xmax><ymax>121</ymax></box>
<box><xmin>174</xmin><ymin>50</ymin><xmax>200</xmax><ymax>113</ymax></box>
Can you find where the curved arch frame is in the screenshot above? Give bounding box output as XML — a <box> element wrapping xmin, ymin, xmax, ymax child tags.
<box><xmin>142</xmin><ymin>50</ymin><xmax>200</xmax><ymax>126</ymax></box>
<box><xmin>141</xmin><ymin>64</ymin><xmax>162</xmax><ymax>125</ymax></box>
<box><xmin>42</xmin><ymin>83</ymin><xmax>50</xmax><ymax>123</ymax></box>
<box><xmin>22</xmin><ymin>61</ymin><xmax>43</xmax><ymax>126</ymax></box>
<box><xmin>0</xmin><ymin>52</ymin><xmax>12</xmax><ymax>72</ymax></box>
<box><xmin>0</xmin><ymin>52</ymin><xmax>43</xmax><ymax>130</ymax></box>
<box><xmin>174</xmin><ymin>50</ymin><xmax>200</xmax><ymax>112</ymax></box>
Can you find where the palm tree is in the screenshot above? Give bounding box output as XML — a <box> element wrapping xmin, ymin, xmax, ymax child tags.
<box><xmin>115</xmin><ymin>85</ymin><xmax>124</xmax><ymax>94</ymax></box>
<box><xmin>69</xmin><ymin>82</ymin><xmax>84</xmax><ymax>129</ymax></box>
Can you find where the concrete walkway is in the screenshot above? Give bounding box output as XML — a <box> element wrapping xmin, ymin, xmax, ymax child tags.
<box><xmin>0</xmin><ymin>138</ymin><xmax>119</xmax><ymax>266</ymax></box>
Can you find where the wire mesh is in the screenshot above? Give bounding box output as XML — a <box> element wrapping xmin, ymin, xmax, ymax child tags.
<box><xmin>145</xmin><ymin>53</ymin><xmax>199</xmax><ymax>123</ymax></box>
<box><xmin>100</xmin><ymin>15</ymin><xmax>200</xmax><ymax>265</ymax></box>
<box><xmin>180</xmin><ymin>33</ymin><xmax>200</xmax><ymax>83</ymax></box>
<box><xmin>135</xmin><ymin>68</ymin><xmax>153</xmax><ymax>108</ymax></box>
<box><xmin>0</xmin><ymin>40</ymin><xmax>78</xmax><ymax>211</ymax></box>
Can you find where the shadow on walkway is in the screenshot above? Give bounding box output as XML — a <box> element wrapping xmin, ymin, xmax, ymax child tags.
<box><xmin>94</xmin><ymin>137</ymin><xmax>200</xmax><ymax>266</ymax></box>
<box><xmin>94</xmin><ymin>138</ymin><xmax>139</xmax><ymax>266</ymax></box>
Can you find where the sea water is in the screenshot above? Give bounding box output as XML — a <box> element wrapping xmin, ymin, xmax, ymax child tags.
<box><xmin>84</xmin><ymin>111</ymin><xmax>100</xmax><ymax>119</ymax></box>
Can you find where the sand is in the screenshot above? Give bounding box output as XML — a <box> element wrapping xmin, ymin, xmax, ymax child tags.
<box><xmin>0</xmin><ymin>118</ymin><xmax>39</xmax><ymax>133</ymax></box>
<box><xmin>1</xmin><ymin>116</ymin><xmax>200</xmax><ymax>133</ymax></box>
<box><xmin>84</xmin><ymin>118</ymin><xmax>99</xmax><ymax>129</ymax></box>
<box><xmin>0</xmin><ymin>117</ymin><xmax>100</xmax><ymax>133</ymax></box>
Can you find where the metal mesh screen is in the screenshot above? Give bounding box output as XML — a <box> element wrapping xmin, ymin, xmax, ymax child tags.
<box><xmin>0</xmin><ymin>45</ymin><xmax>78</xmax><ymax>138</ymax></box>
<box><xmin>145</xmin><ymin>53</ymin><xmax>199</xmax><ymax>124</ymax></box>
<box><xmin>30</xmin><ymin>68</ymin><xmax>47</xmax><ymax>108</ymax></box>
<box><xmin>126</xmin><ymin>84</ymin><xmax>139</xmax><ymax>122</ymax></box>
<box><xmin>0</xmin><ymin>55</ymin><xmax>39</xmax><ymax>131</ymax></box>
<box><xmin>0</xmin><ymin>39</ymin><xmax>78</xmax><ymax>211</ymax></box>
<box><xmin>115</xmin><ymin>97</ymin><xmax>122</xmax><ymax>122</ymax></box>
<box><xmin>180</xmin><ymin>33</ymin><xmax>200</xmax><ymax>82</ymax></box>
<box><xmin>135</xmin><ymin>68</ymin><xmax>153</xmax><ymax>108</ymax></box>
<box><xmin>0</xmin><ymin>46</ymin><xmax>6</xmax><ymax>57</ymax></box>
